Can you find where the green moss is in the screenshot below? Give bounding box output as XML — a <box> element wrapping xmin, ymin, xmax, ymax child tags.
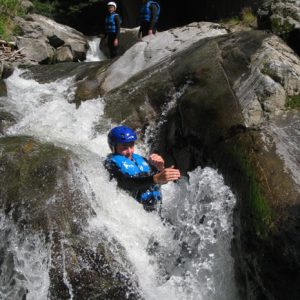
<box><xmin>0</xmin><ymin>136</ymin><xmax>69</xmax><ymax>226</ymax></box>
<box><xmin>231</xmin><ymin>145</ymin><xmax>273</xmax><ymax>238</ymax></box>
<box><xmin>285</xmin><ymin>95</ymin><xmax>300</xmax><ymax>109</ymax></box>
<box><xmin>0</xmin><ymin>0</ymin><xmax>25</xmax><ymax>40</ymax></box>
<box><xmin>271</xmin><ymin>17</ymin><xmax>295</xmax><ymax>40</ymax></box>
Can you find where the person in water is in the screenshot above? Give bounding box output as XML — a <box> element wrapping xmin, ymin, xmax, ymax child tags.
<box><xmin>138</xmin><ymin>0</ymin><xmax>160</xmax><ymax>38</ymax></box>
<box><xmin>104</xmin><ymin>125</ymin><xmax>181</xmax><ymax>211</ymax></box>
<box><xmin>102</xmin><ymin>1</ymin><xmax>121</xmax><ymax>58</ymax></box>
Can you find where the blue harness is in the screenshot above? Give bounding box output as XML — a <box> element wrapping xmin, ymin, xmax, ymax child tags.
<box><xmin>105</xmin><ymin>13</ymin><xmax>121</xmax><ymax>33</ymax></box>
<box><xmin>107</xmin><ymin>153</ymin><xmax>161</xmax><ymax>203</ymax></box>
<box><xmin>140</xmin><ymin>1</ymin><xmax>160</xmax><ymax>23</ymax></box>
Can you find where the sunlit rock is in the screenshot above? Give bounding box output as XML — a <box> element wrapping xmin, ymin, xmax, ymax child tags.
<box><xmin>14</xmin><ymin>14</ymin><xmax>89</xmax><ymax>63</ymax></box>
<box><xmin>55</xmin><ymin>45</ymin><xmax>74</xmax><ymax>63</ymax></box>
<box><xmin>100</xmin><ymin>22</ymin><xmax>228</xmax><ymax>93</ymax></box>
<box><xmin>16</xmin><ymin>36</ymin><xmax>55</xmax><ymax>64</ymax></box>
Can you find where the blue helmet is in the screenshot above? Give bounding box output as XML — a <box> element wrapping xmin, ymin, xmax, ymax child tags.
<box><xmin>108</xmin><ymin>126</ymin><xmax>137</xmax><ymax>149</ymax></box>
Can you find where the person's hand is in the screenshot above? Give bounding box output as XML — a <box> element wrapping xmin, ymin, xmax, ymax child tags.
<box><xmin>113</xmin><ymin>38</ymin><xmax>118</xmax><ymax>47</ymax></box>
<box><xmin>149</xmin><ymin>153</ymin><xmax>165</xmax><ymax>171</ymax></box>
<box><xmin>148</xmin><ymin>29</ymin><xmax>153</xmax><ymax>35</ymax></box>
<box><xmin>153</xmin><ymin>166</ymin><xmax>181</xmax><ymax>184</ymax></box>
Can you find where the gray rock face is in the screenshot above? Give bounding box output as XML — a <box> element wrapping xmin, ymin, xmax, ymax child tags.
<box><xmin>16</xmin><ymin>36</ymin><xmax>55</xmax><ymax>64</ymax></box>
<box><xmin>20</xmin><ymin>0</ymin><xmax>34</xmax><ymax>13</ymax></box>
<box><xmin>14</xmin><ymin>14</ymin><xmax>89</xmax><ymax>64</ymax></box>
<box><xmin>258</xmin><ymin>0</ymin><xmax>300</xmax><ymax>53</ymax></box>
<box><xmin>234</xmin><ymin>34</ymin><xmax>300</xmax><ymax>126</ymax></box>
<box><xmin>55</xmin><ymin>45</ymin><xmax>73</xmax><ymax>63</ymax></box>
<box><xmin>99</xmin><ymin>28</ymin><xmax>300</xmax><ymax>299</ymax></box>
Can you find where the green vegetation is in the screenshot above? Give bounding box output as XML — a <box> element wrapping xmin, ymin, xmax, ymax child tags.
<box><xmin>221</xmin><ymin>7</ymin><xmax>257</xmax><ymax>28</ymax></box>
<box><xmin>31</xmin><ymin>0</ymin><xmax>57</xmax><ymax>17</ymax></box>
<box><xmin>285</xmin><ymin>95</ymin><xmax>300</xmax><ymax>109</ymax></box>
<box><xmin>232</xmin><ymin>145</ymin><xmax>274</xmax><ymax>238</ymax></box>
<box><xmin>240</xmin><ymin>7</ymin><xmax>256</xmax><ymax>26</ymax></box>
<box><xmin>271</xmin><ymin>17</ymin><xmax>295</xmax><ymax>41</ymax></box>
<box><xmin>31</xmin><ymin>0</ymin><xmax>100</xmax><ymax>19</ymax></box>
<box><xmin>0</xmin><ymin>0</ymin><xmax>24</xmax><ymax>40</ymax></box>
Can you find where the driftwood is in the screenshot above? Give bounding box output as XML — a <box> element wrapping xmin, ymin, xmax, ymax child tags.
<box><xmin>0</xmin><ymin>39</ymin><xmax>25</xmax><ymax>62</ymax></box>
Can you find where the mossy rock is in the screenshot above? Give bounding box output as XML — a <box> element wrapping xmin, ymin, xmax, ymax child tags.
<box><xmin>0</xmin><ymin>80</ymin><xmax>7</xmax><ymax>97</ymax></box>
<box><xmin>0</xmin><ymin>136</ymin><xmax>141</xmax><ymax>299</ymax></box>
<box><xmin>285</xmin><ymin>95</ymin><xmax>300</xmax><ymax>109</ymax></box>
<box><xmin>0</xmin><ymin>136</ymin><xmax>87</xmax><ymax>232</ymax></box>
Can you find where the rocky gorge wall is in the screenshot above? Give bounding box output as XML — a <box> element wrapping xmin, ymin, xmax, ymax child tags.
<box><xmin>1</xmin><ymin>1</ymin><xmax>300</xmax><ymax>299</ymax></box>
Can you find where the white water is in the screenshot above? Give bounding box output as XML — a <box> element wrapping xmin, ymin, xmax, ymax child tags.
<box><xmin>85</xmin><ymin>37</ymin><xmax>107</xmax><ymax>62</ymax></box>
<box><xmin>0</xmin><ymin>69</ymin><xmax>238</xmax><ymax>299</ymax></box>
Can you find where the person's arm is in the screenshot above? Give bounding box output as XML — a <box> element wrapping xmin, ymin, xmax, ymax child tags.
<box><xmin>149</xmin><ymin>4</ymin><xmax>158</xmax><ymax>30</ymax></box>
<box><xmin>114</xmin><ymin>14</ymin><xmax>121</xmax><ymax>39</ymax></box>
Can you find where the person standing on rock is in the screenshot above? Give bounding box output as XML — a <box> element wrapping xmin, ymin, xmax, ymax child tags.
<box><xmin>104</xmin><ymin>125</ymin><xmax>181</xmax><ymax>211</ymax></box>
<box><xmin>138</xmin><ymin>0</ymin><xmax>160</xmax><ymax>38</ymax></box>
<box><xmin>102</xmin><ymin>1</ymin><xmax>121</xmax><ymax>58</ymax></box>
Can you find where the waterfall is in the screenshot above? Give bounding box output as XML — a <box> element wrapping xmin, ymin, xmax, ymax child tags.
<box><xmin>85</xmin><ymin>37</ymin><xmax>107</xmax><ymax>62</ymax></box>
<box><xmin>0</xmin><ymin>69</ymin><xmax>239</xmax><ymax>299</ymax></box>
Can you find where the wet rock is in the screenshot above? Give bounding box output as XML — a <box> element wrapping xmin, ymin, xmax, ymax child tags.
<box><xmin>99</xmin><ymin>22</ymin><xmax>228</xmax><ymax>93</ymax></box>
<box><xmin>101</xmin><ymin>29</ymin><xmax>300</xmax><ymax>299</ymax></box>
<box><xmin>0</xmin><ymin>111</ymin><xmax>15</xmax><ymax>134</ymax></box>
<box><xmin>0</xmin><ymin>136</ymin><xmax>141</xmax><ymax>299</ymax></box>
<box><xmin>0</xmin><ymin>61</ymin><xmax>14</xmax><ymax>79</ymax></box>
<box><xmin>0</xmin><ymin>81</ymin><xmax>7</xmax><ymax>97</ymax></box>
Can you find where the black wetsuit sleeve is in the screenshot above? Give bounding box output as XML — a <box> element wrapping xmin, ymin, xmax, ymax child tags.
<box><xmin>149</xmin><ymin>4</ymin><xmax>158</xmax><ymax>30</ymax></box>
<box><xmin>114</xmin><ymin>15</ymin><xmax>121</xmax><ymax>38</ymax></box>
<box><xmin>105</xmin><ymin>161</ymin><xmax>156</xmax><ymax>192</ymax></box>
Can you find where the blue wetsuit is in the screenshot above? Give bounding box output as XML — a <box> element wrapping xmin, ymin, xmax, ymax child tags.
<box><xmin>139</xmin><ymin>1</ymin><xmax>160</xmax><ymax>37</ymax></box>
<box><xmin>104</xmin><ymin>13</ymin><xmax>121</xmax><ymax>58</ymax></box>
<box><xmin>105</xmin><ymin>153</ymin><xmax>162</xmax><ymax>211</ymax></box>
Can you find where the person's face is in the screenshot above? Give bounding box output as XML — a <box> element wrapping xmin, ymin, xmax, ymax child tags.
<box><xmin>107</xmin><ymin>5</ymin><xmax>116</xmax><ymax>13</ymax></box>
<box><xmin>115</xmin><ymin>142</ymin><xmax>135</xmax><ymax>159</ymax></box>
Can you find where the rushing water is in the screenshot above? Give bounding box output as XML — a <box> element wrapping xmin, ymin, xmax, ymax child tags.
<box><xmin>0</xmin><ymin>68</ymin><xmax>239</xmax><ymax>299</ymax></box>
<box><xmin>85</xmin><ymin>37</ymin><xmax>107</xmax><ymax>62</ymax></box>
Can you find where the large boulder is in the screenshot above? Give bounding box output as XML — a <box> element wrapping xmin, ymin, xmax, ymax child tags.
<box><xmin>101</xmin><ymin>28</ymin><xmax>300</xmax><ymax>299</ymax></box>
<box><xmin>14</xmin><ymin>14</ymin><xmax>89</xmax><ymax>63</ymax></box>
<box><xmin>99</xmin><ymin>22</ymin><xmax>228</xmax><ymax>93</ymax></box>
<box><xmin>16</xmin><ymin>36</ymin><xmax>55</xmax><ymax>64</ymax></box>
<box><xmin>0</xmin><ymin>136</ymin><xmax>140</xmax><ymax>299</ymax></box>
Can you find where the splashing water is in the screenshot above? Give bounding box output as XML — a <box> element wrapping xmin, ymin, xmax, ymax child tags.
<box><xmin>0</xmin><ymin>69</ymin><xmax>239</xmax><ymax>299</ymax></box>
<box><xmin>85</xmin><ymin>37</ymin><xmax>107</xmax><ymax>62</ymax></box>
